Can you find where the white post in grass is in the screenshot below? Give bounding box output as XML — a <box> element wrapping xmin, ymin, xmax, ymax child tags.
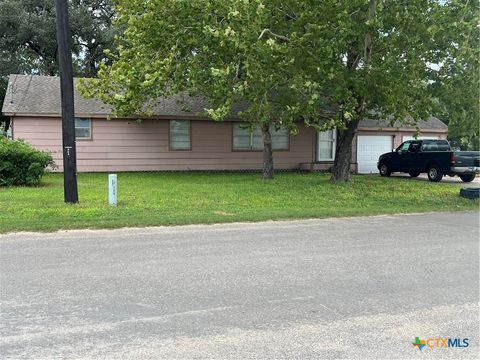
<box><xmin>108</xmin><ymin>174</ymin><xmax>117</xmax><ymax>206</ymax></box>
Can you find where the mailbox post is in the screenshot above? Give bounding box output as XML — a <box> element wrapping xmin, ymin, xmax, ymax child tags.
<box><xmin>109</xmin><ymin>174</ymin><xmax>117</xmax><ymax>206</ymax></box>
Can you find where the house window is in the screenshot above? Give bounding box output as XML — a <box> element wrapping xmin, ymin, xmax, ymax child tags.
<box><xmin>271</xmin><ymin>127</ymin><xmax>289</xmax><ymax>150</ymax></box>
<box><xmin>317</xmin><ymin>129</ymin><xmax>336</xmax><ymax>161</ymax></box>
<box><xmin>75</xmin><ymin>118</ymin><xmax>91</xmax><ymax>139</ymax></box>
<box><xmin>232</xmin><ymin>123</ymin><xmax>289</xmax><ymax>150</ymax></box>
<box><xmin>170</xmin><ymin>120</ymin><xmax>191</xmax><ymax>150</ymax></box>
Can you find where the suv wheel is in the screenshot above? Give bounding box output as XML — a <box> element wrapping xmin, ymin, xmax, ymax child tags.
<box><xmin>460</xmin><ymin>173</ymin><xmax>476</xmax><ymax>183</ymax></box>
<box><xmin>409</xmin><ymin>172</ymin><xmax>420</xmax><ymax>178</ymax></box>
<box><xmin>427</xmin><ymin>164</ymin><xmax>443</xmax><ymax>182</ymax></box>
<box><xmin>379</xmin><ymin>163</ymin><xmax>391</xmax><ymax>177</ymax></box>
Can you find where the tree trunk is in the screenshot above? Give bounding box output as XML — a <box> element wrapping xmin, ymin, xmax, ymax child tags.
<box><xmin>4</xmin><ymin>118</ymin><xmax>10</xmax><ymax>132</ymax></box>
<box><xmin>330</xmin><ymin>119</ymin><xmax>359</xmax><ymax>182</ymax></box>
<box><xmin>331</xmin><ymin>0</ymin><xmax>377</xmax><ymax>182</ymax></box>
<box><xmin>261</xmin><ymin>123</ymin><xmax>274</xmax><ymax>180</ymax></box>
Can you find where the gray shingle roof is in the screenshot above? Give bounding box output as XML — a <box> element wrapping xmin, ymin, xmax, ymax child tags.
<box><xmin>358</xmin><ymin>117</ymin><xmax>448</xmax><ymax>130</ymax></box>
<box><xmin>3</xmin><ymin>74</ymin><xmax>111</xmax><ymax>116</ymax></box>
<box><xmin>2</xmin><ymin>74</ymin><xmax>214</xmax><ymax>118</ymax></box>
<box><xmin>2</xmin><ymin>74</ymin><xmax>447</xmax><ymax>131</ymax></box>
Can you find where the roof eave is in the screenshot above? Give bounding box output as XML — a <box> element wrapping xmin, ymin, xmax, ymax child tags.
<box><xmin>3</xmin><ymin>112</ymin><xmax>110</xmax><ymax>118</ymax></box>
<box><xmin>357</xmin><ymin>127</ymin><xmax>447</xmax><ymax>132</ymax></box>
<box><xmin>3</xmin><ymin>112</ymin><xmax>243</xmax><ymax>121</ymax></box>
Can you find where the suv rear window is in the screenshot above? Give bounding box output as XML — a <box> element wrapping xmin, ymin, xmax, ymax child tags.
<box><xmin>421</xmin><ymin>140</ymin><xmax>450</xmax><ymax>152</ymax></box>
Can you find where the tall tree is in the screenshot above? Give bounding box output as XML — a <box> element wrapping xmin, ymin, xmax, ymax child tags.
<box><xmin>79</xmin><ymin>0</ymin><xmax>340</xmax><ymax>179</ymax></box>
<box><xmin>0</xmin><ymin>0</ymin><xmax>116</xmax><ymax>133</ymax></box>
<box><xmin>303</xmin><ymin>0</ymin><xmax>479</xmax><ymax>180</ymax></box>
<box><xmin>79</xmin><ymin>0</ymin><xmax>477</xmax><ymax>180</ymax></box>
<box><xmin>431</xmin><ymin>0</ymin><xmax>479</xmax><ymax>150</ymax></box>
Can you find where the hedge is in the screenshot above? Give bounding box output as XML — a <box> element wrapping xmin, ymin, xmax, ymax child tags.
<box><xmin>0</xmin><ymin>137</ymin><xmax>56</xmax><ymax>186</ymax></box>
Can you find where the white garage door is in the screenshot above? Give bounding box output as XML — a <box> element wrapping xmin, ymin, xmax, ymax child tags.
<box><xmin>403</xmin><ymin>135</ymin><xmax>439</xmax><ymax>141</ymax></box>
<box><xmin>357</xmin><ymin>135</ymin><xmax>393</xmax><ymax>174</ymax></box>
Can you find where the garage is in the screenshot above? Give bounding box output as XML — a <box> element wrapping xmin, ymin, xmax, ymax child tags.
<box><xmin>357</xmin><ymin>135</ymin><xmax>393</xmax><ymax>174</ymax></box>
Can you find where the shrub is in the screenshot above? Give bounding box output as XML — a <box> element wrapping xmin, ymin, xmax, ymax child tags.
<box><xmin>0</xmin><ymin>138</ymin><xmax>56</xmax><ymax>186</ymax></box>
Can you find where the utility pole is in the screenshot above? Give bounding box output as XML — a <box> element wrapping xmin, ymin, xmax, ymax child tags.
<box><xmin>55</xmin><ymin>0</ymin><xmax>78</xmax><ymax>203</ymax></box>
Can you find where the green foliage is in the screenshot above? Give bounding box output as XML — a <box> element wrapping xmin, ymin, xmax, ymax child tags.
<box><xmin>0</xmin><ymin>0</ymin><xmax>117</xmax><ymax>127</ymax></box>
<box><xmin>80</xmin><ymin>1</ymin><xmax>462</xmax><ymax>124</ymax></box>
<box><xmin>0</xmin><ymin>172</ymin><xmax>476</xmax><ymax>233</ymax></box>
<box><xmin>79</xmin><ymin>0</ymin><xmax>342</xmax><ymax>130</ymax></box>
<box><xmin>0</xmin><ymin>0</ymin><xmax>116</xmax><ymax>77</ymax></box>
<box><xmin>79</xmin><ymin>1</ymin><xmax>478</xmax><ymax>173</ymax></box>
<box><xmin>0</xmin><ymin>138</ymin><xmax>56</xmax><ymax>186</ymax></box>
<box><xmin>430</xmin><ymin>0</ymin><xmax>480</xmax><ymax>150</ymax></box>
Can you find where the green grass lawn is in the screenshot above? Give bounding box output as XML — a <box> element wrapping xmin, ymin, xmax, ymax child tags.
<box><xmin>0</xmin><ymin>172</ymin><xmax>478</xmax><ymax>233</ymax></box>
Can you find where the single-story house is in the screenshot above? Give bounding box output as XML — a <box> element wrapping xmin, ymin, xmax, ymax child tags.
<box><xmin>2</xmin><ymin>75</ymin><xmax>448</xmax><ymax>174</ymax></box>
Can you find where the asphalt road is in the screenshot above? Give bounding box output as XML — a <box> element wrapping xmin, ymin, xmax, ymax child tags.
<box><xmin>1</xmin><ymin>212</ymin><xmax>479</xmax><ymax>359</ymax></box>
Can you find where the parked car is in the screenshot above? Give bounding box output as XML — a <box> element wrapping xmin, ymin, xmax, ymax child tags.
<box><xmin>377</xmin><ymin>139</ymin><xmax>480</xmax><ymax>182</ymax></box>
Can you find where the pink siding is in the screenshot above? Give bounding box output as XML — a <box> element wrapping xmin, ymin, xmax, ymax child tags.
<box><xmin>12</xmin><ymin>117</ymin><xmax>315</xmax><ymax>172</ymax></box>
<box><xmin>11</xmin><ymin>116</ymin><xmax>447</xmax><ymax>173</ymax></box>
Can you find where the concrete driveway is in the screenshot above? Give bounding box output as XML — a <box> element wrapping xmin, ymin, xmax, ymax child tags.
<box><xmin>1</xmin><ymin>212</ymin><xmax>479</xmax><ymax>359</ymax></box>
<box><xmin>391</xmin><ymin>173</ymin><xmax>480</xmax><ymax>187</ymax></box>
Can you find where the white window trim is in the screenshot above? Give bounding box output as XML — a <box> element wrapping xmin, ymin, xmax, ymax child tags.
<box><xmin>75</xmin><ymin>118</ymin><xmax>92</xmax><ymax>140</ymax></box>
<box><xmin>317</xmin><ymin>129</ymin><xmax>336</xmax><ymax>161</ymax></box>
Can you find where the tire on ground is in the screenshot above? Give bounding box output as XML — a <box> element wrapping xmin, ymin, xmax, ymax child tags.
<box><xmin>459</xmin><ymin>173</ymin><xmax>476</xmax><ymax>183</ymax></box>
<box><xmin>379</xmin><ymin>163</ymin><xmax>391</xmax><ymax>177</ymax></box>
<box><xmin>427</xmin><ymin>164</ymin><xmax>443</xmax><ymax>182</ymax></box>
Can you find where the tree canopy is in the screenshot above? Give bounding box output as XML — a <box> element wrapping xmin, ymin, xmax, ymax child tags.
<box><xmin>81</xmin><ymin>0</ymin><xmax>343</xmax><ymax>178</ymax></box>
<box><xmin>431</xmin><ymin>0</ymin><xmax>479</xmax><ymax>150</ymax></box>
<box><xmin>0</xmin><ymin>0</ymin><xmax>116</xmax><ymax>132</ymax></box>
<box><xmin>78</xmin><ymin>0</ymin><xmax>478</xmax><ymax>179</ymax></box>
